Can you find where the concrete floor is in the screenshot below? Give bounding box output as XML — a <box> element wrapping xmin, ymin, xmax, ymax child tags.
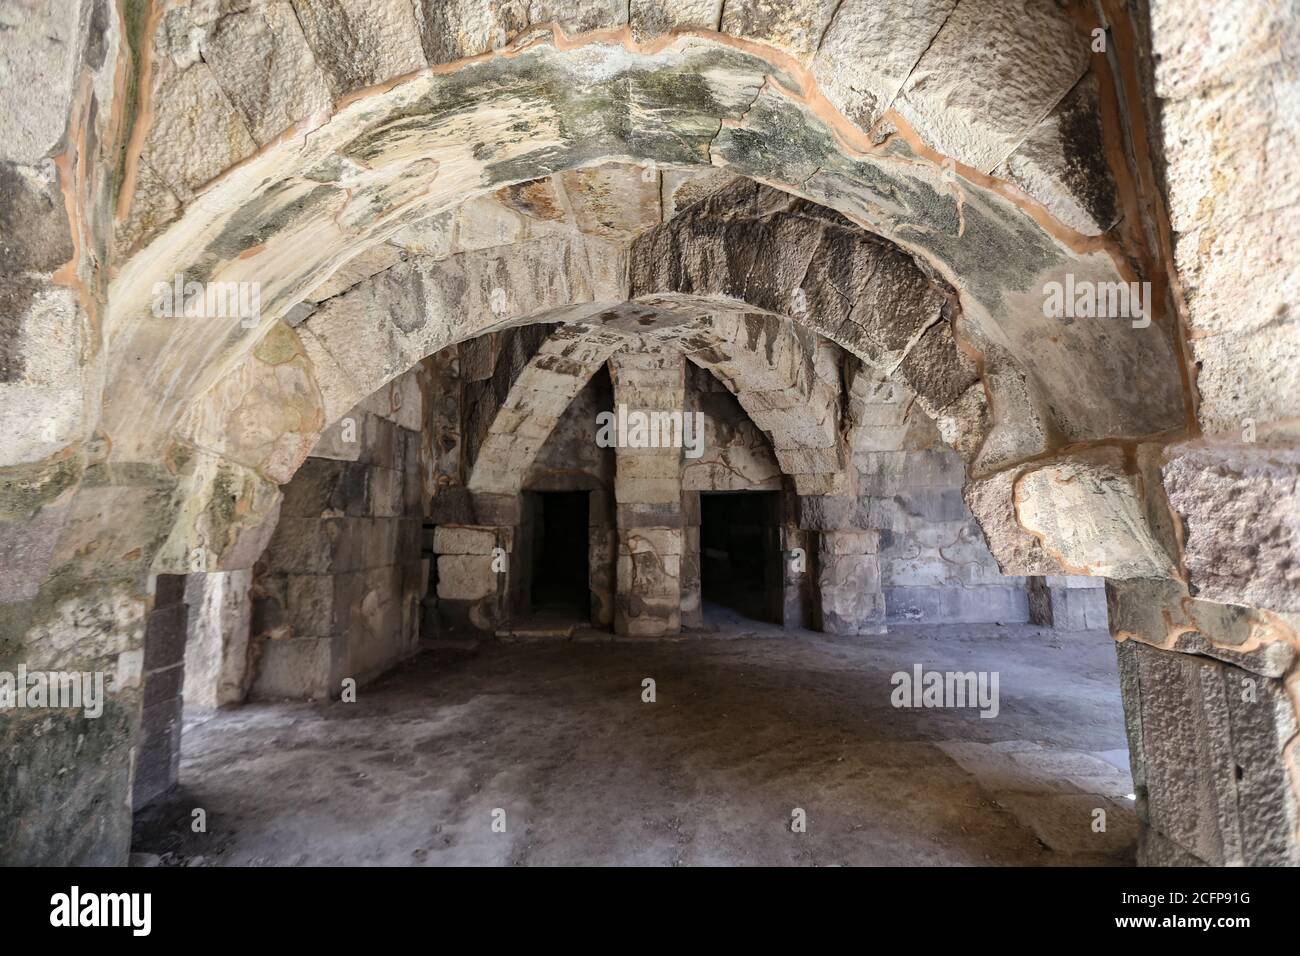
<box><xmin>133</xmin><ymin>615</ymin><xmax>1137</xmax><ymax>866</ymax></box>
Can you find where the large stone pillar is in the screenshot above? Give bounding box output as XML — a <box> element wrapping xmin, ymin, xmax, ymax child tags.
<box><xmin>795</xmin><ymin>494</ymin><xmax>886</xmax><ymax>635</ymax></box>
<box><xmin>1109</xmin><ymin>579</ymin><xmax>1299</xmax><ymax>866</ymax></box>
<box><xmin>816</xmin><ymin>530</ymin><xmax>886</xmax><ymax>635</ymax></box>
<box><xmin>609</xmin><ymin>348</ymin><xmax>685</xmax><ymax>637</ymax></box>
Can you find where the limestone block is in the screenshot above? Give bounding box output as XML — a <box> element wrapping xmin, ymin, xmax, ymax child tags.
<box><xmin>661</xmin><ymin>167</ymin><xmax>740</xmax><ymax>218</ymax></box>
<box><xmin>1015</xmin><ymin>449</ymin><xmax>1178</xmax><ymax>580</ymax></box>
<box><xmin>630</xmin><ymin>1</ymin><xmax>724</xmax><ymax>40</ymax></box>
<box><xmin>182</xmin><ymin>569</ymin><xmax>255</xmax><ymax>710</ymax></box>
<box><xmin>0</xmin><ymin>495</ymin><xmax>72</xmax><ymax>603</ymax></box>
<box><xmin>721</xmin><ymin>0</ymin><xmax>840</xmax><ymax>62</ymax></box>
<box><xmin>818</xmin><ymin>551</ymin><xmax>885</xmax><ymax>635</ymax></box>
<box><xmin>308</xmin><ymin>415</ymin><xmax>364</xmax><ymax>461</ymax></box>
<box><xmin>560</xmin><ymin>164</ymin><xmax>662</xmax><ymax>241</ymax></box>
<box><xmin>1118</xmin><ymin>640</ymin><xmax>1300</xmax><ymax>866</ymax></box>
<box><xmin>0</xmin><ymin>282</ymin><xmax>88</xmax><ymax>466</ymax></box>
<box><xmin>1162</xmin><ymin>442</ymin><xmax>1299</xmax><ymax>612</ymax></box>
<box><xmin>437</xmin><ymin>553</ymin><xmax>498</xmax><ymax>601</ymax></box>
<box><xmin>811</xmin><ymin>0</ymin><xmax>956</xmax><ymax>133</ymax></box>
<box><xmin>433</xmin><ymin>524</ymin><xmax>511</xmax><ymax>555</ymax></box>
<box><xmin>891</xmin><ymin>0</ymin><xmax>1090</xmax><ymax>173</ymax></box>
<box><xmin>203</xmin><ymin>1</ymin><xmax>334</xmax><ymax>145</ymax></box>
<box><xmin>1107</xmin><ymin>577</ymin><xmax>1295</xmax><ymax>681</ymax></box>
<box><xmin>962</xmin><ymin>466</ymin><xmax>1057</xmax><ymax>575</ymax></box>
<box><xmin>307</xmin><ymin>243</ymin><xmax>406</xmax><ymax>302</ymax></box>
<box><xmin>415</xmin><ymin>0</ymin><xmax>626</xmax><ymax>64</ymax></box>
<box><xmin>292</xmin><ymin>0</ymin><xmax>428</xmax><ymax>97</ymax></box>
<box><xmin>250</xmin><ymin>636</ymin><xmax>332</xmax><ymax>700</ymax></box>
<box><xmin>142</xmin><ymin>61</ymin><xmax>258</xmax><ymax>199</ymax></box>
<box><xmin>0</xmin><ymin>0</ymin><xmax>85</xmax><ymax>164</ymax></box>
<box><xmin>993</xmin><ymin>75</ymin><xmax>1119</xmax><ymax>236</ymax></box>
<box><xmin>177</xmin><ymin>323</ymin><xmax>327</xmax><ymax>483</ymax></box>
<box><xmin>885</xmin><ymin>584</ymin><xmax>1028</xmax><ymax>626</ymax></box>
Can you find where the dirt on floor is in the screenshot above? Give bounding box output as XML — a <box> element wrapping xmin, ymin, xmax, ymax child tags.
<box><xmin>133</xmin><ymin>617</ymin><xmax>1137</xmax><ymax>866</ymax></box>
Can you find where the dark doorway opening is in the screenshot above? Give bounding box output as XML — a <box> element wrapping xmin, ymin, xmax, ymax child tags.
<box><xmin>529</xmin><ymin>491</ymin><xmax>591</xmax><ymax>618</ymax></box>
<box><xmin>700</xmin><ymin>491</ymin><xmax>779</xmax><ymax>623</ymax></box>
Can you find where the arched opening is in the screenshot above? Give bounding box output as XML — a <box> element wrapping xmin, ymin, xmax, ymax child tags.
<box><xmin>3</xmin><ymin>3</ymin><xmax>1295</xmax><ymax>870</ymax></box>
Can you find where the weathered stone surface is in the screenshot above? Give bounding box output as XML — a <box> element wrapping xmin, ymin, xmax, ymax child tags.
<box><xmin>204</xmin><ymin>1</ymin><xmax>334</xmax><ymax>145</ymax></box>
<box><xmin>142</xmin><ymin>61</ymin><xmax>258</xmax><ymax>199</ymax></box>
<box><xmin>721</xmin><ymin>0</ymin><xmax>838</xmax><ymax>62</ymax></box>
<box><xmin>292</xmin><ymin>0</ymin><xmax>427</xmax><ymax>97</ymax></box>
<box><xmin>993</xmin><ymin>75</ymin><xmax>1119</xmax><ymax>236</ymax></box>
<box><xmin>1149</xmin><ymin>1</ymin><xmax>1300</xmax><ymax>437</ymax></box>
<box><xmin>961</xmin><ymin>466</ymin><xmax>1056</xmax><ymax>576</ymax></box>
<box><xmin>177</xmin><ymin>323</ymin><xmax>326</xmax><ymax>483</ymax></box>
<box><xmin>0</xmin><ymin>0</ymin><xmax>87</xmax><ymax>164</ymax></box>
<box><xmin>811</xmin><ymin>0</ymin><xmax>955</xmax><ymax>133</ymax></box>
<box><xmin>416</xmin><ymin>0</ymin><xmax>626</xmax><ymax>64</ymax></box>
<box><xmin>1026</xmin><ymin>575</ymin><xmax>1107</xmax><ymax>631</ymax></box>
<box><xmin>1015</xmin><ymin>449</ymin><xmax>1178</xmax><ymax>580</ymax></box>
<box><xmin>0</xmin><ymin>279</ymin><xmax>88</xmax><ymax>466</ymax></box>
<box><xmin>560</xmin><ymin>164</ymin><xmax>662</xmax><ymax>241</ymax></box>
<box><xmin>250</xmin><ymin>635</ymin><xmax>333</xmax><ymax>700</ymax></box>
<box><xmin>182</xmin><ymin>569</ymin><xmax>255</xmax><ymax>709</ymax></box>
<box><xmin>630</xmin><ymin>0</ymin><xmax>724</xmax><ymax>40</ymax></box>
<box><xmin>816</xmin><ymin>534</ymin><xmax>885</xmax><ymax>635</ymax></box>
<box><xmin>1107</xmin><ymin>577</ymin><xmax>1295</xmax><ymax>679</ymax></box>
<box><xmin>1162</xmin><ymin>442</ymin><xmax>1300</xmax><ymax>612</ymax></box>
<box><xmin>1118</xmin><ymin>640</ymin><xmax>1300</xmax><ymax>866</ymax></box>
<box><xmin>615</xmin><ymin>527</ymin><xmax>682</xmax><ymax>636</ymax></box>
<box><xmin>153</xmin><ymin>452</ymin><xmax>283</xmax><ymax>573</ymax></box>
<box><xmin>437</xmin><ymin>554</ymin><xmax>498</xmax><ymax>601</ymax></box>
<box><xmin>891</xmin><ymin>0</ymin><xmax>1089</xmax><ymax>173</ymax></box>
<box><xmin>307</xmin><ymin>243</ymin><xmax>406</xmax><ymax>302</ymax></box>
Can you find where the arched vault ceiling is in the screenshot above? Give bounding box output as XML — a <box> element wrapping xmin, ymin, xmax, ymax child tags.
<box><xmin>108</xmin><ymin>27</ymin><xmax>1187</xmax><ymax>466</ymax></box>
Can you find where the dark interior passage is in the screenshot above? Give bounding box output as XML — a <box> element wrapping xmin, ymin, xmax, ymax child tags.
<box><xmin>529</xmin><ymin>491</ymin><xmax>590</xmax><ymax>617</ymax></box>
<box><xmin>700</xmin><ymin>491</ymin><xmax>779</xmax><ymax>623</ymax></box>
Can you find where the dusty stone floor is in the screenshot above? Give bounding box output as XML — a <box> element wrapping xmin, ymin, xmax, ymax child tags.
<box><xmin>133</xmin><ymin>619</ymin><xmax>1137</xmax><ymax>866</ymax></box>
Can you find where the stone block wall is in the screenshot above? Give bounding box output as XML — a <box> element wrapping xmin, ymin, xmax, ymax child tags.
<box><xmin>1028</xmin><ymin>575</ymin><xmax>1109</xmax><ymax>631</ymax></box>
<box><xmin>848</xmin><ymin>361</ymin><xmax>1034</xmax><ymax>626</ymax></box>
<box><xmin>248</xmin><ymin>368</ymin><xmax>429</xmax><ymax>699</ymax></box>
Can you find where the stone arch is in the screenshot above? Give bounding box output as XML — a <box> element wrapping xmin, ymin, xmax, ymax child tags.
<box><xmin>467</xmin><ymin>312</ymin><xmax>849</xmax><ymax>497</ymax></box>
<box><xmin>4</xmin><ymin>1</ymin><xmax>1295</xmax><ymax>867</ymax></box>
<box><xmin>102</xmin><ymin>18</ymin><xmax>1176</xmax><ymax>471</ymax></box>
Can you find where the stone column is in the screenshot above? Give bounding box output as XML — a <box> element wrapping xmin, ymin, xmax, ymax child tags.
<box><xmin>181</xmin><ymin>569</ymin><xmax>254</xmax><ymax>710</ymax></box>
<box><xmin>609</xmin><ymin>348</ymin><xmax>685</xmax><ymax>637</ymax></box>
<box><xmin>816</xmin><ymin>530</ymin><xmax>886</xmax><ymax>635</ymax></box>
<box><xmin>795</xmin><ymin>494</ymin><xmax>886</xmax><ymax>634</ymax></box>
<box><xmin>1109</xmin><ymin>579</ymin><xmax>1299</xmax><ymax>866</ymax></box>
<box><xmin>433</xmin><ymin>522</ymin><xmax>514</xmax><ymax>634</ymax></box>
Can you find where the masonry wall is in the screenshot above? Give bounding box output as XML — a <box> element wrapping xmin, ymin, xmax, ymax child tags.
<box><xmin>248</xmin><ymin>367</ymin><xmax>430</xmax><ymax>699</ymax></box>
<box><xmin>847</xmin><ymin>361</ymin><xmax>1033</xmax><ymax>626</ymax></box>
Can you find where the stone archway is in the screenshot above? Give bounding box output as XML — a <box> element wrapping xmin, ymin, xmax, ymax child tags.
<box><xmin>1</xmin><ymin>1</ymin><xmax>1295</xmax><ymax>867</ymax></box>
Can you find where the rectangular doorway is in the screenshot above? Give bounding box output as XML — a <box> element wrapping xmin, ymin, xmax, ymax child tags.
<box><xmin>529</xmin><ymin>491</ymin><xmax>591</xmax><ymax>619</ymax></box>
<box><xmin>700</xmin><ymin>491</ymin><xmax>780</xmax><ymax>624</ymax></box>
